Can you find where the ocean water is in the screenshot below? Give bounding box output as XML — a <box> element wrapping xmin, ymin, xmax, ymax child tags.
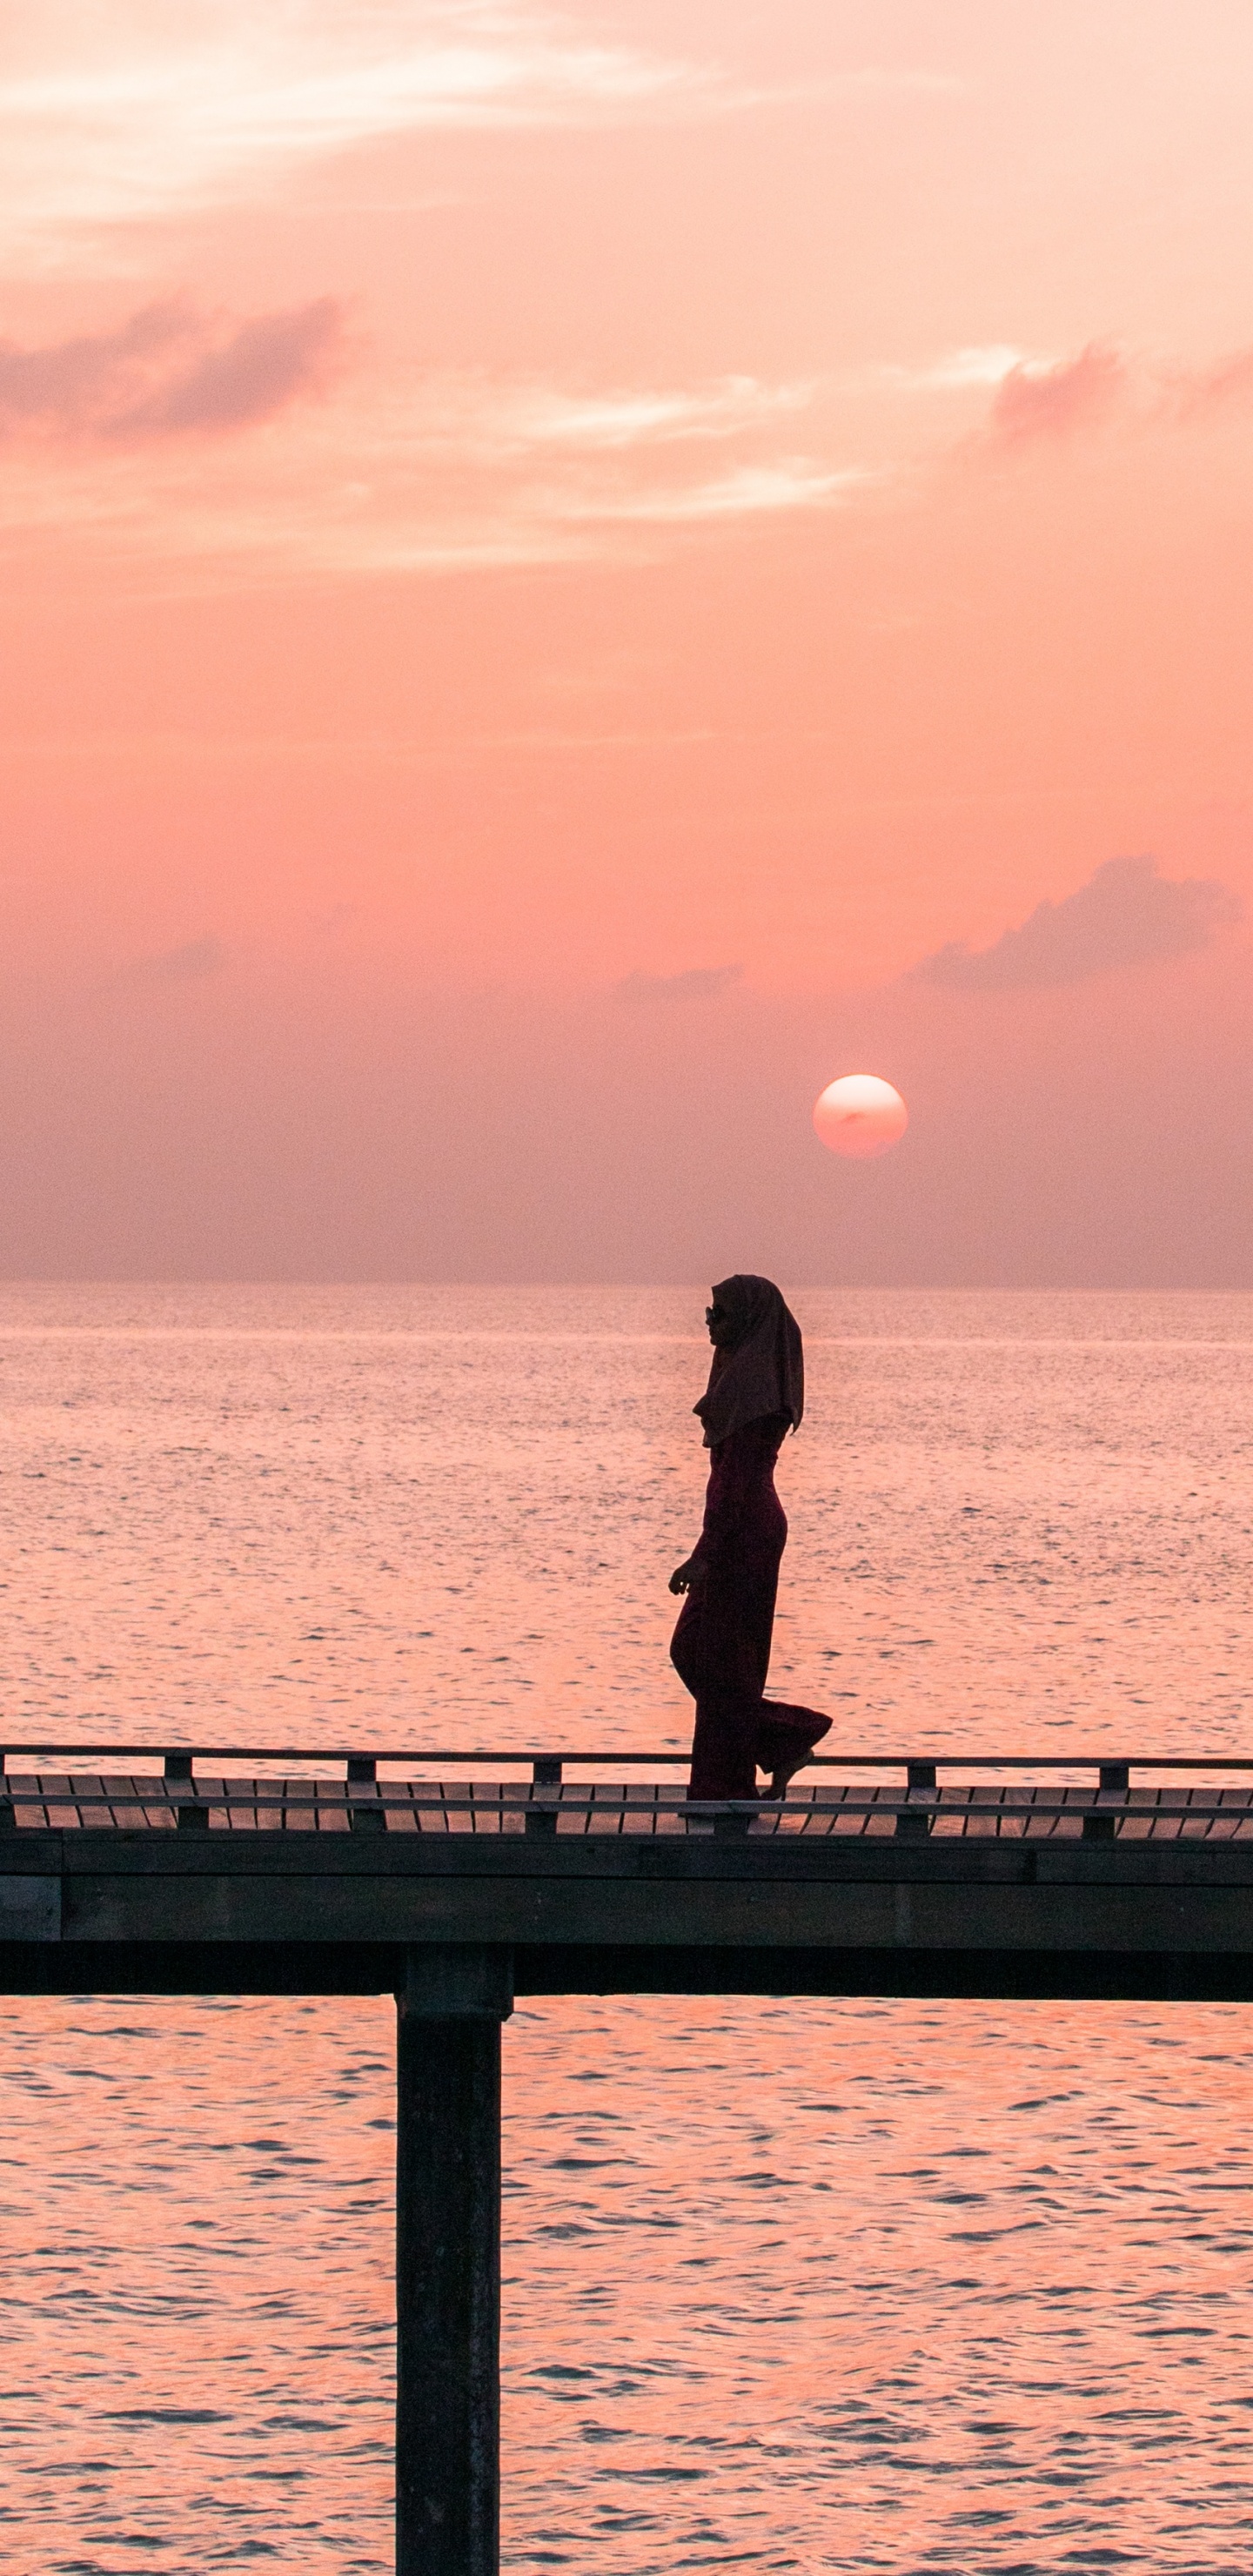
<box><xmin>2</xmin><ymin>1283</ymin><xmax>1253</xmax><ymax>2572</ymax></box>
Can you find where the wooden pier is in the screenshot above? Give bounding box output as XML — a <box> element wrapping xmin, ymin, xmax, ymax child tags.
<box><xmin>4</xmin><ymin>1739</ymin><xmax>1253</xmax><ymax>2572</ymax></box>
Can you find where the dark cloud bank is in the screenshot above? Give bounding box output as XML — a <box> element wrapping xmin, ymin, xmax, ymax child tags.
<box><xmin>0</xmin><ymin>299</ymin><xmax>343</xmax><ymax>440</ymax></box>
<box><xmin>915</xmin><ymin>855</ymin><xmax>1240</xmax><ymax>992</ymax></box>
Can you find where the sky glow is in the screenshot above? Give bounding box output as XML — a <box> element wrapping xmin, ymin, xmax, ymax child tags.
<box><xmin>2</xmin><ymin>0</ymin><xmax>1252</xmax><ymax>1282</ymax></box>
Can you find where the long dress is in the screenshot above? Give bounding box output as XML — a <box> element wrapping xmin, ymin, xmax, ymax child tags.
<box><xmin>669</xmin><ymin>1409</ymin><xmax>831</xmax><ymax>1800</ymax></box>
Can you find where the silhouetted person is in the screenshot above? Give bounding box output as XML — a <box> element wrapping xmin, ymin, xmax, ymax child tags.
<box><xmin>669</xmin><ymin>1275</ymin><xmax>831</xmax><ymax>1801</ymax></box>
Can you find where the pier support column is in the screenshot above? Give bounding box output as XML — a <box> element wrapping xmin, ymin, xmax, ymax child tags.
<box><xmin>395</xmin><ymin>1943</ymin><xmax>513</xmax><ymax>2576</ymax></box>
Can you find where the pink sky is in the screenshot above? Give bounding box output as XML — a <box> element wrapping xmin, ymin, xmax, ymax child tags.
<box><xmin>3</xmin><ymin>0</ymin><xmax>1253</xmax><ymax>1281</ymax></box>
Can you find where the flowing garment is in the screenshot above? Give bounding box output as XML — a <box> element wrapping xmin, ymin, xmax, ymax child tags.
<box><xmin>670</xmin><ymin>1410</ymin><xmax>830</xmax><ymax>1800</ymax></box>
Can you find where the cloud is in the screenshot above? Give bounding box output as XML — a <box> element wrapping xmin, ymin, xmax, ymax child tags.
<box><xmin>115</xmin><ymin>300</ymin><xmax>343</xmax><ymax>433</ymax></box>
<box><xmin>988</xmin><ymin>342</ymin><xmax>1126</xmax><ymax>446</ymax></box>
<box><xmin>376</xmin><ymin>372</ymin><xmax>811</xmax><ymax>463</ymax></box>
<box><xmin>1</xmin><ymin>9</ymin><xmax>966</xmax><ymax>260</ymax></box>
<box><xmin>0</xmin><ymin>299</ymin><xmax>343</xmax><ymax>441</ymax></box>
<box><xmin>114</xmin><ymin>936</ymin><xmax>228</xmax><ymax>988</ymax></box>
<box><xmin>914</xmin><ymin>855</ymin><xmax>1241</xmax><ymax>993</ymax></box>
<box><xmin>1</xmin><ymin>3</ymin><xmax>719</xmax><ymax>254</ymax></box>
<box><xmin>564</xmin><ymin>462</ymin><xmax>872</xmax><ymax>524</ymax></box>
<box><xmin>614</xmin><ymin>964</ymin><xmax>742</xmax><ymax>1003</ymax></box>
<box><xmin>965</xmin><ymin>338</ymin><xmax>1253</xmax><ymax>449</ymax></box>
<box><xmin>484</xmin><ymin>376</ymin><xmax>810</xmax><ymax>453</ymax></box>
<box><xmin>876</xmin><ymin>344</ymin><xmax>1031</xmax><ymax>393</ymax></box>
<box><xmin>0</xmin><ymin>342</ymin><xmax>866</xmax><ymax>580</ymax></box>
<box><xmin>1167</xmin><ymin>345</ymin><xmax>1253</xmax><ymax>424</ymax></box>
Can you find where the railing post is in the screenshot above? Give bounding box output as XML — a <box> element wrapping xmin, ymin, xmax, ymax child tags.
<box><xmin>395</xmin><ymin>1943</ymin><xmax>513</xmax><ymax>2576</ymax></box>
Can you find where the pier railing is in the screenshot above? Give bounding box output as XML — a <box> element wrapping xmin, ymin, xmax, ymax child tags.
<box><xmin>3</xmin><ymin>1744</ymin><xmax>1253</xmax><ymax>1841</ymax></box>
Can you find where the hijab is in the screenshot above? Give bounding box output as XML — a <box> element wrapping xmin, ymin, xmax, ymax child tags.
<box><xmin>693</xmin><ymin>1274</ymin><xmax>804</xmax><ymax>1449</ymax></box>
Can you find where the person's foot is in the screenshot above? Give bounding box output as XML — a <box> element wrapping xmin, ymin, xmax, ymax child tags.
<box><xmin>760</xmin><ymin>1754</ymin><xmax>808</xmax><ymax>1801</ymax></box>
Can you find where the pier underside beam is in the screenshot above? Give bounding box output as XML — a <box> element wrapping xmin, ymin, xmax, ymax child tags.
<box><xmin>395</xmin><ymin>1943</ymin><xmax>513</xmax><ymax>2576</ymax></box>
<box><xmin>4</xmin><ymin>1937</ymin><xmax>1253</xmax><ymax>2004</ymax></box>
<box><xmin>512</xmin><ymin>1942</ymin><xmax>1253</xmax><ymax>2003</ymax></box>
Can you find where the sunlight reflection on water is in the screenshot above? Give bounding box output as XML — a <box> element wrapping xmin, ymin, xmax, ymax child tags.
<box><xmin>1</xmin><ymin>1285</ymin><xmax>1250</xmax><ymax>2568</ymax></box>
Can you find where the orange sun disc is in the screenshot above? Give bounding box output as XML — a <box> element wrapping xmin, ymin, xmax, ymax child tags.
<box><xmin>813</xmin><ymin>1073</ymin><xmax>908</xmax><ymax>1159</ymax></box>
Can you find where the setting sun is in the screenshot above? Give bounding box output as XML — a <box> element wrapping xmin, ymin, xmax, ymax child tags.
<box><xmin>813</xmin><ymin>1074</ymin><xmax>908</xmax><ymax>1159</ymax></box>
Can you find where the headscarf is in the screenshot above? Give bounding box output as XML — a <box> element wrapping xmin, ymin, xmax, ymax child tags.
<box><xmin>693</xmin><ymin>1274</ymin><xmax>804</xmax><ymax>1449</ymax></box>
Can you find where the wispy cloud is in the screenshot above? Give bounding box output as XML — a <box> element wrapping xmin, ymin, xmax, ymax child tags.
<box><xmin>0</xmin><ymin>346</ymin><xmax>874</xmax><ymax>580</ymax></box>
<box><xmin>614</xmin><ymin>964</ymin><xmax>742</xmax><ymax>1003</ymax></box>
<box><xmin>2</xmin><ymin>8</ymin><xmax>975</xmax><ymax>261</ymax></box>
<box><xmin>0</xmin><ymin>3</ymin><xmax>720</xmax><ymax>254</ymax></box>
<box><xmin>876</xmin><ymin>344</ymin><xmax>1031</xmax><ymax>393</ymax></box>
<box><xmin>368</xmin><ymin>372</ymin><xmax>812</xmax><ymax>465</ymax></box>
<box><xmin>483</xmin><ymin>377</ymin><xmax>810</xmax><ymax>453</ymax></box>
<box><xmin>988</xmin><ymin>342</ymin><xmax>1127</xmax><ymax>446</ymax></box>
<box><xmin>561</xmin><ymin>460</ymin><xmax>872</xmax><ymax>524</ymax></box>
<box><xmin>968</xmin><ymin>335</ymin><xmax>1253</xmax><ymax>456</ymax></box>
<box><xmin>0</xmin><ymin>299</ymin><xmax>343</xmax><ymax>440</ymax></box>
<box><xmin>914</xmin><ymin>855</ymin><xmax>1241</xmax><ymax>992</ymax></box>
<box><xmin>1165</xmin><ymin>345</ymin><xmax>1253</xmax><ymax>424</ymax></box>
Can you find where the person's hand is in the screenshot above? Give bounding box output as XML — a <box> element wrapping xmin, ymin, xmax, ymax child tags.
<box><xmin>669</xmin><ymin>1556</ymin><xmax>703</xmax><ymax>1596</ymax></box>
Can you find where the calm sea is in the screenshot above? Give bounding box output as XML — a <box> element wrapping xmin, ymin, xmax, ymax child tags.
<box><xmin>2</xmin><ymin>1284</ymin><xmax>1252</xmax><ymax>2573</ymax></box>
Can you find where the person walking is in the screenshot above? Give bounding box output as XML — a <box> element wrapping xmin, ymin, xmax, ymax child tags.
<box><xmin>669</xmin><ymin>1274</ymin><xmax>831</xmax><ymax>1802</ymax></box>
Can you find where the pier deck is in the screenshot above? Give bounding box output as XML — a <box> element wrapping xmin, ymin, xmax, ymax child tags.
<box><xmin>3</xmin><ymin>1746</ymin><xmax>1253</xmax><ymax>2000</ymax></box>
